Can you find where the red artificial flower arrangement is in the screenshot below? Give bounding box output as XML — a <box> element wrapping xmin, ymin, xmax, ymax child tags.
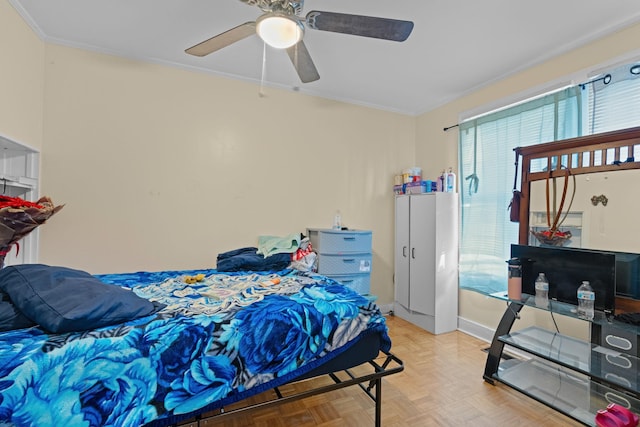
<box><xmin>531</xmin><ymin>228</ymin><xmax>572</xmax><ymax>246</ymax></box>
<box><xmin>530</xmin><ymin>167</ymin><xmax>575</xmax><ymax>247</ymax></box>
<box><xmin>0</xmin><ymin>195</ymin><xmax>63</xmax><ymax>267</ymax></box>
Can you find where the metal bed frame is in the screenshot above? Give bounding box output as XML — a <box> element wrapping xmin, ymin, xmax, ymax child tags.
<box><xmin>175</xmin><ymin>352</ymin><xmax>404</xmax><ymax>427</ymax></box>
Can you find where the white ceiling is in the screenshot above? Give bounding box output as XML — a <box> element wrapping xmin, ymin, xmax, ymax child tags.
<box><xmin>9</xmin><ymin>0</ymin><xmax>640</xmax><ymax>116</ymax></box>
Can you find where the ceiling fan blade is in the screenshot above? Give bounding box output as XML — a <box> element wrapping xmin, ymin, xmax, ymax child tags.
<box><xmin>286</xmin><ymin>41</ymin><xmax>320</xmax><ymax>83</ymax></box>
<box><xmin>185</xmin><ymin>22</ymin><xmax>257</xmax><ymax>57</ymax></box>
<box><xmin>305</xmin><ymin>11</ymin><xmax>413</xmax><ymax>42</ymax></box>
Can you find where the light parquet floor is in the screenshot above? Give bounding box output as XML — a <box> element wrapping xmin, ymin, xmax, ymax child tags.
<box><xmin>188</xmin><ymin>315</ymin><xmax>581</xmax><ymax>427</ymax></box>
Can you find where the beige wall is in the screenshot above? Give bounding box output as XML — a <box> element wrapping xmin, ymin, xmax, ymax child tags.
<box><xmin>0</xmin><ymin>1</ymin><xmax>44</xmax><ymax>150</ymax></box>
<box><xmin>37</xmin><ymin>44</ymin><xmax>415</xmax><ymax>307</ymax></box>
<box><xmin>416</xmin><ymin>22</ymin><xmax>640</xmax><ymax>333</ymax></box>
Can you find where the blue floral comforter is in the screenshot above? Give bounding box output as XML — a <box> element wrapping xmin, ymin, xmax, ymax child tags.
<box><xmin>0</xmin><ymin>268</ymin><xmax>391</xmax><ymax>427</ymax></box>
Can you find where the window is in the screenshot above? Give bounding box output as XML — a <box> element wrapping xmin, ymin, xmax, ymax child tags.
<box><xmin>459</xmin><ymin>61</ymin><xmax>640</xmax><ymax>295</ymax></box>
<box><xmin>585</xmin><ymin>62</ymin><xmax>640</xmax><ymax>135</ymax></box>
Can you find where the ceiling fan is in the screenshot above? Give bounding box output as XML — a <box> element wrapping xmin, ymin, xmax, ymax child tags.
<box><xmin>185</xmin><ymin>0</ymin><xmax>414</xmax><ymax>83</ymax></box>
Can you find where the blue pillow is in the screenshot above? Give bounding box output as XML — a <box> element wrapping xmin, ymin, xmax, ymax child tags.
<box><xmin>0</xmin><ymin>264</ymin><xmax>163</xmax><ymax>333</ymax></box>
<box><xmin>0</xmin><ymin>296</ymin><xmax>36</xmax><ymax>332</ymax></box>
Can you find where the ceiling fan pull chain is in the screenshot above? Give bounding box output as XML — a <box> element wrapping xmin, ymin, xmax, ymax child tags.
<box><xmin>259</xmin><ymin>42</ymin><xmax>267</xmax><ymax>98</ymax></box>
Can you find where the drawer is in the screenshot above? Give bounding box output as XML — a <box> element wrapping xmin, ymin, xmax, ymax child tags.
<box><xmin>316</xmin><ymin>253</ymin><xmax>372</xmax><ymax>275</ymax></box>
<box><xmin>599</xmin><ymin>323</ymin><xmax>639</xmax><ymax>357</ymax></box>
<box><xmin>595</xmin><ymin>351</ymin><xmax>640</xmax><ymax>390</ymax></box>
<box><xmin>307</xmin><ymin>229</ymin><xmax>372</xmax><ymax>254</ymax></box>
<box><xmin>590</xmin><ymin>382</ymin><xmax>638</xmax><ymax>413</ymax></box>
<box><xmin>327</xmin><ymin>273</ymin><xmax>371</xmax><ymax>295</ymax></box>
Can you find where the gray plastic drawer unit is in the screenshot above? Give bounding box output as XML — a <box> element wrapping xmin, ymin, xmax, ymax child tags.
<box><xmin>307</xmin><ymin>228</ymin><xmax>373</xmax><ymax>296</ymax></box>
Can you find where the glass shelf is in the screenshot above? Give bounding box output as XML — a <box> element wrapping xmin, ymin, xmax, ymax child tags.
<box><xmin>496</xmin><ymin>357</ymin><xmax>640</xmax><ymax>426</ymax></box>
<box><xmin>500</xmin><ymin>326</ymin><xmax>640</xmax><ymax>394</ymax></box>
<box><xmin>484</xmin><ymin>290</ymin><xmax>640</xmax><ymax>425</ymax></box>
<box><xmin>488</xmin><ymin>291</ymin><xmax>602</xmax><ymax>319</ymax></box>
<box><xmin>488</xmin><ymin>291</ymin><xmax>640</xmax><ymax>336</ymax></box>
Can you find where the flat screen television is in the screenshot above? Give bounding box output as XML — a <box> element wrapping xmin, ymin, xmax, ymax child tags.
<box><xmin>609</xmin><ymin>251</ymin><xmax>640</xmax><ymax>299</ymax></box>
<box><xmin>551</xmin><ymin>247</ymin><xmax>640</xmax><ymax>300</ymax></box>
<box><xmin>510</xmin><ymin>244</ymin><xmax>616</xmax><ymax>314</ymax></box>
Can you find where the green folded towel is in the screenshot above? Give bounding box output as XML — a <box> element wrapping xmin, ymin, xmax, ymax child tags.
<box><xmin>256</xmin><ymin>233</ymin><xmax>301</xmax><ymax>258</ymax></box>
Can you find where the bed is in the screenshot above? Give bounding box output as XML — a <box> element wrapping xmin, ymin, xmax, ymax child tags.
<box><xmin>0</xmin><ymin>264</ymin><xmax>402</xmax><ymax>427</ymax></box>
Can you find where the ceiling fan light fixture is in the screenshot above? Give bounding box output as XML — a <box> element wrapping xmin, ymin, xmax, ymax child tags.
<box><xmin>256</xmin><ymin>14</ymin><xmax>303</xmax><ymax>49</ymax></box>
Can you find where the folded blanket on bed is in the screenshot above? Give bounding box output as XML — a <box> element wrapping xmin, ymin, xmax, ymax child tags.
<box><xmin>216</xmin><ymin>247</ymin><xmax>291</xmax><ymax>271</ymax></box>
<box><xmin>256</xmin><ymin>233</ymin><xmax>301</xmax><ymax>257</ymax></box>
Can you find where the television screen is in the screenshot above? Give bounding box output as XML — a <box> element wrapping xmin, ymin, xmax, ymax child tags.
<box><xmin>610</xmin><ymin>251</ymin><xmax>640</xmax><ymax>299</ymax></box>
<box><xmin>510</xmin><ymin>244</ymin><xmax>616</xmax><ymax>314</ymax></box>
<box><xmin>543</xmin><ymin>247</ymin><xmax>640</xmax><ymax>300</ymax></box>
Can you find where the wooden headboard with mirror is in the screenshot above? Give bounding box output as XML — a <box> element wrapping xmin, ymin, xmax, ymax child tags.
<box><xmin>515</xmin><ymin>125</ymin><xmax>640</xmax><ymax>311</ymax></box>
<box><xmin>516</xmin><ymin>125</ymin><xmax>640</xmax><ymax>244</ymax></box>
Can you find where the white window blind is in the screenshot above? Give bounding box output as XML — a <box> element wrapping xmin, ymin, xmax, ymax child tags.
<box><xmin>458</xmin><ymin>88</ymin><xmax>581</xmax><ymax>294</ymax></box>
<box><xmin>586</xmin><ymin>62</ymin><xmax>640</xmax><ymax>135</ymax></box>
<box><xmin>459</xmin><ymin>60</ymin><xmax>640</xmax><ymax>295</ymax></box>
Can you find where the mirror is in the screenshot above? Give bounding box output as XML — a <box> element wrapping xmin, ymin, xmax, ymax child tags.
<box><xmin>529</xmin><ymin>169</ymin><xmax>640</xmax><ymax>253</ymax></box>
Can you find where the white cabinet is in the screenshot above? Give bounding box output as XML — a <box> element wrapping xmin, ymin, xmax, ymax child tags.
<box><xmin>0</xmin><ymin>134</ymin><xmax>40</xmax><ymax>266</ymax></box>
<box><xmin>394</xmin><ymin>193</ymin><xmax>458</xmax><ymax>334</ymax></box>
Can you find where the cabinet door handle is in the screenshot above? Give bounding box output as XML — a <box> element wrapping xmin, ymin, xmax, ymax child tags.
<box><xmin>342</xmin><ymin>259</ymin><xmax>356</xmax><ymax>263</ymax></box>
<box><xmin>343</xmin><ymin>237</ymin><xmax>356</xmax><ymax>241</ymax></box>
<box><xmin>411</xmin><ymin>248</ymin><xmax>415</xmax><ymax>259</ymax></box>
<box><xmin>402</xmin><ymin>246</ymin><xmax>407</xmax><ymax>257</ymax></box>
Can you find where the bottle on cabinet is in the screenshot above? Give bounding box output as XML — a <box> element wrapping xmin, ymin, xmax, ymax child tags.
<box><xmin>446</xmin><ymin>167</ymin><xmax>456</xmax><ymax>193</ymax></box>
<box><xmin>333</xmin><ymin>210</ymin><xmax>342</xmax><ymax>230</ymax></box>
<box><xmin>437</xmin><ymin>170</ymin><xmax>446</xmax><ymax>192</ymax></box>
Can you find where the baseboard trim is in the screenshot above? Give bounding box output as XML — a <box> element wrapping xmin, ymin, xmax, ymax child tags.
<box><xmin>385</xmin><ymin>310</ymin><xmax>497</xmax><ymax>342</ymax></box>
<box><xmin>457</xmin><ymin>316</ymin><xmax>495</xmax><ymax>343</ymax></box>
<box><xmin>457</xmin><ymin>316</ymin><xmax>532</xmax><ymax>360</ymax></box>
<box><xmin>386</xmin><ymin>309</ymin><xmax>523</xmax><ymax>357</ymax></box>
<box><xmin>378</xmin><ymin>303</ymin><xmax>394</xmax><ymax>315</ymax></box>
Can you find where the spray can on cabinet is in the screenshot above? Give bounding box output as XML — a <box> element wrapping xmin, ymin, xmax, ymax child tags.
<box><xmin>438</xmin><ymin>170</ymin><xmax>446</xmax><ymax>192</ymax></box>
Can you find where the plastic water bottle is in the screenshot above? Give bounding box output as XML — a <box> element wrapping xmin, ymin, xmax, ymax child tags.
<box><xmin>577</xmin><ymin>281</ymin><xmax>595</xmax><ymax>320</ymax></box>
<box><xmin>535</xmin><ymin>273</ymin><xmax>549</xmax><ymax>308</ymax></box>
<box><xmin>333</xmin><ymin>210</ymin><xmax>342</xmax><ymax>230</ymax></box>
